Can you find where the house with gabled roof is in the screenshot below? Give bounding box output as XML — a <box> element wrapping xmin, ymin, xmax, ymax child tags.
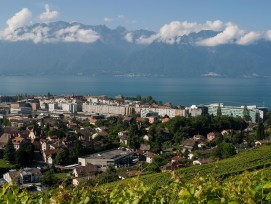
<box><xmin>43</xmin><ymin>149</ymin><xmax>59</xmax><ymax>165</ymax></box>
<box><xmin>73</xmin><ymin>164</ymin><xmax>98</xmax><ymax>177</ymax></box>
<box><xmin>3</xmin><ymin>168</ymin><xmax>42</xmax><ymax>185</ymax></box>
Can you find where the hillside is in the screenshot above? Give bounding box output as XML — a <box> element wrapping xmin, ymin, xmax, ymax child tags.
<box><xmin>104</xmin><ymin>145</ymin><xmax>271</xmax><ymax>188</ymax></box>
<box><xmin>2</xmin><ymin>161</ymin><xmax>271</xmax><ymax>203</ymax></box>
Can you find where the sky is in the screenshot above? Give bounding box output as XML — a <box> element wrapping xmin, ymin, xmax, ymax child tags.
<box><xmin>0</xmin><ymin>0</ymin><xmax>271</xmax><ymax>46</ymax></box>
<box><xmin>0</xmin><ymin>0</ymin><xmax>271</xmax><ymax>32</ymax></box>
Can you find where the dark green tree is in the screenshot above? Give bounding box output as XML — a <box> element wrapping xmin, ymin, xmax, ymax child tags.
<box><xmin>217</xmin><ymin>104</ymin><xmax>222</xmax><ymax>116</ymax></box>
<box><xmin>256</xmin><ymin>121</ymin><xmax>265</xmax><ymax>140</ymax></box>
<box><xmin>243</xmin><ymin>105</ymin><xmax>251</xmax><ymax>121</ymax></box>
<box><xmin>212</xmin><ymin>142</ymin><xmax>236</xmax><ymax>159</ymax></box>
<box><xmin>40</xmin><ymin>169</ymin><xmax>59</xmax><ymax>187</ymax></box>
<box><xmin>55</xmin><ymin>148</ymin><xmax>70</xmax><ymax>166</ymax></box>
<box><xmin>3</xmin><ymin>139</ymin><xmax>16</xmax><ymax>163</ymax></box>
<box><xmin>15</xmin><ymin>143</ymin><xmax>34</xmax><ymax>167</ymax></box>
<box><xmin>70</xmin><ymin>140</ymin><xmax>84</xmax><ymax>163</ymax></box>
<box><xmin>95</xmin><ymin>165</ymin><xmax>118</xmax><ymax>184</ymax></box>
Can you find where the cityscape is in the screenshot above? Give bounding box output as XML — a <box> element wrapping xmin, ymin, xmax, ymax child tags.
<box><xmin>1</xmin><ymin>0</ymin><xmax>271</xmax><ymax>203</ymax></box>
<box><xmin>0</xmin><ymin>94</ymin><xmax>269</xmax><ymax>189</ymax></box>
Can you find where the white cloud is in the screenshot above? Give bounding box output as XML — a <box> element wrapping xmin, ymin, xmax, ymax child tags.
<box><xmin>136</xmin><ymin>34</ymin><xmax>158</xmax><ymax>45</ymax></box>
<box><xmin>5</xmin><ymin>8</ymin><xmax>32</xmax><ymax>33</ymax></box>
<box><xmin>2</xmin><ymin>26</ymin><xmax>51</xmax><ymax>43</ymax></box>
<box><xmin>104</xmin><ymin>17</ymin><xmax>113</xmax><ymax>23</ymax></box>
<box><xmin>136</xmin><ymin>20</ymin><xmax>224</xmax><ymax>45</ymax></box>
<box><xmin>236</xmin><ymin>31</ymin><xmax>261</xmax><ymax>45</ymax></box>
<box><xmin>197</xmin><ymin>23</ymin><xmax>262</xmax><ymax>46</ymax></box>
<box><xmin>54</xmin><ymin>25</ymin><xmax>100</xmax><ymax>43</ymax></box>
<box><xmin>197</xmin><ymin>22</ymin><xmax>243</xmax><ymax>46</ymax></box>
<box><xmin>0</xmin><ymin>7</ymin><xmax>99</xmax><ymax>43</ymax></box>
<box><xmin>124</xmin><ymin>32</ymin><xmax>133</xmax><ymax>43</ymax></box>
<box><xmin>39</xmin><ymin>4</ymin><xmax>59</xmax><ymax>22</ymax></box>
<box><xmin>266</xmin><ymin>30</ymin><xmax>271</xmax><ymax>41</ymax></box>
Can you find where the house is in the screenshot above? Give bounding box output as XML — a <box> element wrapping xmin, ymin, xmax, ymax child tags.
<box><xmin>78</xmin><ymin>148</ymin><xmax>133</xmax><ymax>170</ymax></box>
<box><xmin>193</xmin><ymin>158</ymin><xmax>213</xmax><ymax>165</ymax></box>
<box><xmin>207</xmin><ymin>132</ymin><xmax>220</xmax><ymax>141</ymax></box>
<box><xmin>92</xmin><ymin>131</ymin><xmax>107</xmax><ymax>139</ymax></box>
<box><xmin>161</xmin><ymin>162</ymin><xmax>184</xmax><ymax>172</ymax></box>
<box><xmin>73</xmin><ymin>164</ymin><xmax>98</xmax><ymax>177</ymax></box>
<box><xmin>43</xmin><ymin>149</ymin><xmax>58</xmax><ymax>165</ymax></box>
<box><xmin>181</xmin><ymin>138</ymin><xmax>198</xmax><ymax>152</ymax></box>
<box><xmin>12</xmin><ymin>137</ymin><xmax>28</xmax><ymax>150</ymax></box>
<box><xmin>143</xmin><ymin>135</ymin><xmax>151</xmax><ymax>141</ymax></box>
<box><xmin>0</xmin><ymin>133</ymin><xmax>11</xmax><ymax>148</ymax></box>
<box><xmin>118</xmin><ymin>131</ymin><xmax>129</xmax><ymax>145</ymax></box>
<box><xmin>255</xmin><ymin>140</ymin><xmax>270</xmax><ymax>146</ymax></box>
<box><xmin>140</xmin><ymin>144</ymin><xmax>151</xmax><ymax>152</ymax></box>
<box><xmin>193</xmin><ymin>134</ymin><xmax>206</xmax><ymax>141</ymax></box>
<box><xmin>146</xmin><ymin>152</ymin><xmax>156</xmax><ymax>163</ymax></box>
<box><xmin>123</xmin><ymin>116</ymin><xmax>132</xmax><ymax>123</ymax></box>
<box><xmin>78</xmin><ymin>127</ymin><xmax>93</xmax><ymax>140</ymax></box>
<box><xmin>28</xmin><ymin>131</ymin><xmax>37</xmax><ymax>140</ymax></box>
<box><xmin>118</xmin><ymin>170</ymin><xmax>142</xmax><ymax>180</ymax></box>
<box><xmin>3</xmin><ymin>168</ymin><xmax>42</xmax><ymax>185</ymax></box>
<box><xmin>119</xmin><ymin>132</ymin><xmax>129</xmax><ymax>146</ymax></box>
<box><xmin>72</xmin><ymin>176</ymin><xmax>96</xmax><ymax>186</ymax></box>
<box><xmin>221</xmin><ymin>129</ymin><xmax>233</xmax><ymax>136</ymax></box>
<box><xmin>161</xmin><ymin>118</ymin><xmax>170</xmax><ymax>123</ymax></box>
<box><xmin>18</xmin><ymin>130</ymin><xmax>30</xmax><ymax>138</ymax></box>
<box><xmin>171</xmin><ymin>155</ymin><xmax>183</xmax><ymax>163</ymax></box>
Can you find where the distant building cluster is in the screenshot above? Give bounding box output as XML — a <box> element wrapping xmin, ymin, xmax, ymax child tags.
<box><xmin>0</xmin><ymin>95</ymin><xmax>266</xmax><ymax>123</ymax></box>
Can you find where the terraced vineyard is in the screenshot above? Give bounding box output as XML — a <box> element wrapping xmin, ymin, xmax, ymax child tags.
<box><xmin>105</xmin><ymin>145</ymin><xmax>271</xmax><ymax>188</ymax></box>
<box><xmin>2</xmin><ymin>145</ymin><xmax>271</xmax><ymax>203</ymax></box>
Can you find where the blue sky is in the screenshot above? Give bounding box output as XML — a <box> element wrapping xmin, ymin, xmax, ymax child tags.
<box><xmin>0</xmin><ymin>0</ymin><xmax>271</xmax><ymax>32</ymax></box>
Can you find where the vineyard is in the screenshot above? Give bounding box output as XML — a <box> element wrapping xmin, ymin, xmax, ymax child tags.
<box><xmin>2</xmin><ymin>167</ymin><xmax>271</xmax><ymax>203</ymax></box>
<box><xmin>2</xmin><ymin>145</ymin><xmax>271</xmax><ymax>203</ymax></box>
<box><xmin>105</xmin><ymin>145</ymin><xmax>271</xmax><ymax>188</ymax></box>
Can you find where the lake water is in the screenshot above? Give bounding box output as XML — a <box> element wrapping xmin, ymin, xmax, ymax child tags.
<box><xmin>0</xmin><ymin>76</ymin><xmax>270</xmax><ymax>107</ymax></box>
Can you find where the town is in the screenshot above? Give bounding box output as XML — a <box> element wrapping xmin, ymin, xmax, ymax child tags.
<box><xmin>0</xmin><ymin>94</ymin><xmax>269</xmax><ymax>190</ymax></box>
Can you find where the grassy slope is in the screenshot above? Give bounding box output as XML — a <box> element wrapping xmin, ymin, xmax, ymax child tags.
<box><xmin>104</xmin><ymin>145</ymin><xmax>271</xmax><ymax>188</ymax></box>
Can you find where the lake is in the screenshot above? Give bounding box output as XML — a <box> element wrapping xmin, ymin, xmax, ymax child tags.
<box><xmin>0</xmin><ymin>76</ymin><xmax>270</xmax><ymax>107</ymax></box>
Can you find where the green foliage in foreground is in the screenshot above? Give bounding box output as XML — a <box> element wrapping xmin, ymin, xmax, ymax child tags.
<box><xmin>1</xmin><ymin>170</ymin><xmax>271</xmax><ymax>203</ymax></box>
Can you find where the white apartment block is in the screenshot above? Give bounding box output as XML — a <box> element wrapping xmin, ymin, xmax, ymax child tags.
<box><xmin>48</xmin><ymin>103</ymin><xmax>58</xmax><ymax>112</ymax></box>
<box><xmin>62</xmin><ymin>103</ymin><xmax>77</xmax><ymax>113</ymax></box>
<box><xmin>141</xmin><ymin>107</ymin><xmax>183</xmax><ymax>118</ymax></box>
<box><xmin>82</xmin><ymin>103</ymin><xmax>133</xmax><ymax>115</ymax></box>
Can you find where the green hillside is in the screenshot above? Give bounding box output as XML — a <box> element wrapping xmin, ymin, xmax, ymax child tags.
<box><xmin>2</xmin><ymin>145</ymin><xmax>271</xmax><ymax>203</ymax></box>
<box><xmin>105</xmin><ymin>145</ymin><xmax>271</xmax><ymax>188</ymax></box>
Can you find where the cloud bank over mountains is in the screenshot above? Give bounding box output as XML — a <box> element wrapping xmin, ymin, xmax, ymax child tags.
<box><xmin>1</xmin><ymin>6</ymin><xmax>271</xmax><ymax>46</ymax></box>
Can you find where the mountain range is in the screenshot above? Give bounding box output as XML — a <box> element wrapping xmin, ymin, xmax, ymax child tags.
<box><xmin>0</xmin><ymin>21</ymin><xmax>271</xmax><ymax>77</ymax></box>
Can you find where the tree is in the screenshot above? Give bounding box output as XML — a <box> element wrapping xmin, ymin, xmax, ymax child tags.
<box><xmin>256</xmin><ymin>121</ymin><xmax>265</xmax><ymax>140</ymax></box>
<box><xmin>243</xmin><ymin>105</ymin><xmax>251</xmax><ymax>121</ymax></box>
<box><xmin>212</xmin><ymin>142</ymin><xmax>236</xmax><ymax>159</ymax></box>
<box><xmin>3</xmin><ymin>139</ymin><xmax>16</xmax><ymax>163</ymax></box>
<box><xmin>40</xmin><ymin>169</ymin><xmax>59</xmax><ymax>187</ymax></box>
<box><xmin>70</xmin><ymin>140</ymin><xmax>84</xmax><ymax>163</ymax></box>
<box><xmin>55</xmin><ymin>148</ymin><xmax>70</xmax><ymax>166</ymax></box>
<box><xmin>15</xmin><ymin>143</ymin><xmax>35</xmax><ymax>167</ymax></box>
<box><xmin>95</xmin><ymin>165</ymin><xmax>118</xmax><ymax>184</ymax></box>
<box><xmin>217</xmin><ymin>104</ymin><xmax>222</xmax><ymax>116</ymax></box>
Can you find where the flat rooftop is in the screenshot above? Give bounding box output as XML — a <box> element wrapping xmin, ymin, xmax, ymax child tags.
<box><xmin>81</xmin><ymin>148</ymin><xmax>133</xmax><ymax>160</ymax></box>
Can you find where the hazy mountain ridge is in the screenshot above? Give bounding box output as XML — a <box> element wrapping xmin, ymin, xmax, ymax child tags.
<box><xmin>0</xmin><ymin>21</ymin><xmax>271</xmax><ymax>77</ymax></box>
